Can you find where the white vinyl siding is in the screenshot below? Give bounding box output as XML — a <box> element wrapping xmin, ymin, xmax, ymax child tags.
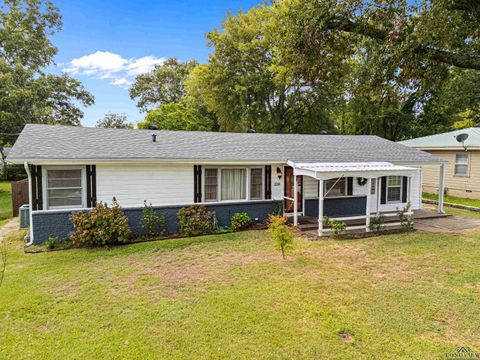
<box><xmin>96</xmin><ymin>163</ymin><xmax>194</xmax><ymax>207</ymax></box>
<box><xmin>454</xmin><ymin>153</ymin><xmax>469</xmax><ymax>176</ymax></box>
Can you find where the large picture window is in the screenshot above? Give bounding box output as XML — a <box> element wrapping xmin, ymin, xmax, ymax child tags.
<box><xmin>203</xmin><ymin>167</ymin><xmax>263</xmax><ymax>202</ymax></box>
<box><xmin>455</xmin><ymin>153</ymin><xmax>469</xmax><ymax>176</ymax></box>
<box><xmin>221</xmin><ymin>168</ymin><xmax>247</xmax><ymax>201</ymax></box>
<box><xmin>47</xmin><ymin>169</ymin><xmax>83</xmax><ymax>209</ymax></box>
<box><xmin>387</xmin><ymin>176</ymin><xmax>402</xmax><ymax>203</ymax></box>
<box><xmin>324</xmin><ymin>178</ymin><xmax>346</xmax><ymax>198</ymax></box>
<box><xmin>250</xmin><ymin>168</ymin><xmax>263</xmax><ymax>200</ymax></box>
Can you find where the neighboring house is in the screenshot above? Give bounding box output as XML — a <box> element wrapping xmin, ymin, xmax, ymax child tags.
<box><xmin>7</xmin><ymin>124</ymin><xmax>444</xmax><ymax>244</ymax></box>
<box><xmin>400</xmin><ymin>127</ymin><xmax>480</xmax><ymax>199</ymax></box>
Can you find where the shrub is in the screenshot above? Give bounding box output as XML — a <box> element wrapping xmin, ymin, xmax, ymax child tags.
<box><xmin>44</xmin><ymin>237</ymin><xmax>68</xmax><ymax>250</ymax></box>
<box><xmin>268</xmin><ymin>214</ymin><xmax>293</xmax><ymax>259</ymax></box>
<box><xmin>177</xmin><ymin>205</ymin><xmax>215</xmax><ymax>236</ymax></box>
<box><xmin>397</xmin><ymin>202</ymin><xmax>414</xmax><ymax>231</ymax></box>
<box><xmin>323</xmin><ymin>216</ymin><xmax>347</xmax><ymax>237</ymax></box>
<box><xmin>141</xmin><ymin>201</ymin><xmax>166</xmax><ymax>236</ymax></box>
<box><xmin>272</xmin><ymin>201</ymin><xmax>283</xmax><ymax>216</ymax></box>
<box><xmin>369</xmin><ymin>215</ymin><xmax>385</xmax><ymax>232</ymax></box>
<box><xmin>70</xmin><ymin>201</ymin><xmax>131</xmax><ymax>247</ymax></box>
<box><xmin>231</xmin><ymin>212</ymin><xmax>251</xmax><ymax>231</ymax></box>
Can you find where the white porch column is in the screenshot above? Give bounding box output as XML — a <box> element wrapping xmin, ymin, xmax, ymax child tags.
<box><xmin>293</xmin><ymin>173</ymin><xmax>298</xmax><ymax>226</ymax></box>
<box><xmin>366</xmin><ymin>178</ymin><xmax>371</xmax><ymax>232</ymax></box>
<box><xmin>438</xmin><ymin>163</ymin><xmax>445</xmax><ymax>214</ymax></box>
<box><xmin>318</xmin><ymin>179</ymin><xmax>324</xmax><ymax>236</ymax></box>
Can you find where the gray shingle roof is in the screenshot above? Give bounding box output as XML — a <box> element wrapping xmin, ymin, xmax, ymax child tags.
<box><xmin>7</xmin><ymin>124</ymin><xmax>441</xmax><ymax>164</ymax></box>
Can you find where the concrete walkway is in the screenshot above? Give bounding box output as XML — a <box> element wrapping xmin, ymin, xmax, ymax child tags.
<box><xmin>414</xmin><ymin>216</ymin><xmax>480</xmax><ymax>233</ymax></box>
<box><xmin>0</xmin><ymin>218</ymin><xmax>20</xmax><ymax>243</ymax></box>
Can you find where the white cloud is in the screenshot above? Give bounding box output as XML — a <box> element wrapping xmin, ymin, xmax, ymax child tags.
<box><xmin>110</xmin><ymin>77</ymin><xmax>132</xmax><ymax>89</ymax></box>
<box><xmin>64</xmin><ymin>51</ymin><xmax>166</xmax><ymax>89</ymax></box>
<box><xmin>126</xmin><ymin>56</ymin><xmax>165</xmax><ymax>76</ymax></box>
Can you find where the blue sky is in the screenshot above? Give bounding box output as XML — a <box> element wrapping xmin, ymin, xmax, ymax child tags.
<box><xmin>52</xmin><ymin>0</ymin><xmax>260</xmax><ymax>127</ymax></box>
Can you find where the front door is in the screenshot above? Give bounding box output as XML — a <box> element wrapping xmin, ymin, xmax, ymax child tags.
<box><xmin>284</xmin><ymin>166</ymin><xmax>303</xmax><ymax>213</ymax></box>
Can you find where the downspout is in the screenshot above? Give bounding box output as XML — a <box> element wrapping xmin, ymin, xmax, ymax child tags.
<box><xmin>24</xmin><ymin>162</ymin><xmax>34</xmax><ymax>245</ymax></box>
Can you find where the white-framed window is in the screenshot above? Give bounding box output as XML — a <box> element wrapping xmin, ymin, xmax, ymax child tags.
<box><xmin>45</xmin><ymin>168</ymin><xmax>85</xmax><ymax>209</ymax></box>
<box><xmin>203</xmin><ymin>167</ymin><xmax>264</xmax><ymax>202</ymax></box>
<box><xmin>454</xmin><ymin>153</ymin><xmax>469</xmax><ymax>176</ymax></box>
<box><xmin>250</xmin><ymin>168</ymin><xmax>263</xmax><ymax>200</ymax></box>
<box><xmin>324</xmin><ymin>178</ymin><xmax>346</xmax><ymax>198</ymax></box>
<box><xmin>204</xmin><ymin>168</ymin><xmax>218</xmax><ymax>202</ymax></box>
<box><xmin>387</xmin><ymin>176</ymin><xmax>402</xmax><ymax>203</ymax></box>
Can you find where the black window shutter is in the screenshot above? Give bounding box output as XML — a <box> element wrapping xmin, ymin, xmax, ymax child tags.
<box><xmin>194</xmin><ymin>165</ymin><xmax>202</xmax><ymax>203</ymax></box>
<box><xmin>380</xmin><ymin>176</ymin><xmax>387</xmax><ymax>204</ymax></box>
<box><xmin>265</xmin><ymin>165</ymin><xmax>271</xmax><ymax>199</ymax></box>
<box><xmin>30</xmin><ymin>165</ymin><xmax>43</xmax><ymax>211</ymax></box>
<box><xmin>402</xmin><ymin>176</ymin><xmax>408</xmax><ymax>203</ymax></box>
<box><xmin>347</xmin><ymin>177</ymin><xmax>353</xmax><ymax>196</ymax></box>
<box><xmin>86</xmin><ymin>165</ymin><xmax>97</xmax><ymax>208</ymax></box>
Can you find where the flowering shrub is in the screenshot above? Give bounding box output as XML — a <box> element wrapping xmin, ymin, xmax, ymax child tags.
<box><xmin>177</xmin><ymin>205</ymin><xmax>215</xmax><ymax>236</ymax></box>
<box><xmin>70</xmin><ymin>201</ymin><xmax>130</xmax><ymax>247</ymax></box>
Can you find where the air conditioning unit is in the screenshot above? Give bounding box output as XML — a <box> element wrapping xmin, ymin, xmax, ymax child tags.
<box><xmin>19</xmin><ymin>204</ymin><xmax>30</xmax><ymax>229</ymax></box>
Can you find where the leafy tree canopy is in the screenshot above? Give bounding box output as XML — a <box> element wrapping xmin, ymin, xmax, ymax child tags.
<box><xmin>137</xmin><ymin>103</ymin><xmax>213</xmax><ymax>131</ymax></box>
<box><xmin>129</xmin><ymin>58</ymin><xmax>198</xmax><ymax>112</ymax></box>
<box><xmin>96</xmin><ymin>113</ymin><xmax>133</xmax><ymax>129</ymax></box>
<box><xmin>0</xmin><ymin>0</ymin><xmax>94</xmax><ymax>144</ymax></box>
<box><xmin>185</xmin><ymin>6</ymin><xmax>337</xmax><ymax>134</ymax></box>
<box><xmin>266</xmin><ymin>0</ymin><xmax>480</xmax><ymax>140</ymax></box>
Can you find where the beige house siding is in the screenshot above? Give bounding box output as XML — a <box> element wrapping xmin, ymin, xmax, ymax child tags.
<box><xmin>421</xmin><ymin>150</ymin><xmax>480</xmax><ymax>199</ymax></box>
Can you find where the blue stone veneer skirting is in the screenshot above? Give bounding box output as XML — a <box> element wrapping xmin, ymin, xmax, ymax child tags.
<box><xmin>304</xmin><ymin>196</ymin><xmax>367</xmax><ymax>218</ymax></box>
<box><xmin>31</xmin><ymin>200</ymin><xmax>280</xmax><ymax>245</ymax></box>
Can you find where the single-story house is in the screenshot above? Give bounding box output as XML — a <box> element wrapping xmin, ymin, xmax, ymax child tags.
<box><xmin>7</xmin><ymin>124</ymin><xmax>445</xmax><ymax>244</ymax></box>
<box><xmin>400</xmin><ymin>127</ymin><xmax>480</xmax><ymax>199</ymax></box>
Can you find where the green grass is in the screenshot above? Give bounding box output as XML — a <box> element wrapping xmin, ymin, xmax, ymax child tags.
<box><xmin>0</xmin><ymin>181</ymin><xmax>12</xmax><ymax>226</ymax></box>
<box><xmin>1</xmin><ymin>229</ymin><xmax>479</xmax><ymax>359</ymax></box>
<box><xmin>424</xmin><ymin>192</ymin><xmax>480</xmax><ymax>208</ymax></box>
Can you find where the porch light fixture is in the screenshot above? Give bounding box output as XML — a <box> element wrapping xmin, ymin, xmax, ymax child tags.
<box><xmin>276</xmin><ymin>167</ymin><xmax>283</xmax><ymax>179</ymax></box>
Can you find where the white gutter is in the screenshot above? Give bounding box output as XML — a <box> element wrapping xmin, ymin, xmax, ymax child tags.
<box><xmin>24</xmin><ymin>162</ymin><xmax>34</xmax><ymax>245</ymax></box>
<box><xmin>8</xmin><ymin>158</ymin><xmax>287</xmax><ymax>166</ymax></box>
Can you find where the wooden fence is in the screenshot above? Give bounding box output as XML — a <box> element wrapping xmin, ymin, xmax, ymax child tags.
<box><xmin>11</xmin><ymin>179</ymin><xmax>28</xmax><ymax>217</ymax></box>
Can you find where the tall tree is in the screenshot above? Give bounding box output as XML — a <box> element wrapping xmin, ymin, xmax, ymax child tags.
<box><xmin>273</xmin><ymin>0</ymin><xmax>480</xmax><ymax>83</ymax></box>
<box><xmin>185</xmin><ymin>7</ymin><xmax>337</xmax><ymax>134</ymax></box>
<box><xmin>96</xmin><ymin>113</ymin><xmax>133</xmax><ymax>129</ymax></box>
<box><xmin>129</xmin><ymin>58</ymin><xmax>198</xmax><ymax>112</ymax></box>
<box><xmin>137</xmin><ymin>103</ymin><xmax>213</xmax><ymax>131</ymax></box>
<box><xmin>0</xmin><ymin>0</ymin><xmax>94</xmax><ymax>144</ymax></box>
<box><xmin>270</xmin><ymin>0</ymin><xmax>480</xmax><ymax>139</ymax></box>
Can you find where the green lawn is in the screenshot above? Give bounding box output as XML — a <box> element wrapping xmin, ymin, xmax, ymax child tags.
<box><xmin>0</xmin><ymin>181</ymin><xmax>12</xmax><ymax>226</ymax></box>
<box><xmin>1</xmin><ymin>229</ymin><xmax>479</xmax><ymax>359</ymax></box>
<box><xmin>424</xmin><ymin>192</ymin><xmax>480</xmax><ymax>208</ymax></box>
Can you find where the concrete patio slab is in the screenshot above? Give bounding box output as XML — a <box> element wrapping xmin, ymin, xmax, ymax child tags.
<box><xmin>414</xmin><ymin>216</ymin><xmax>480</xmax><ymax>233</ymax></box>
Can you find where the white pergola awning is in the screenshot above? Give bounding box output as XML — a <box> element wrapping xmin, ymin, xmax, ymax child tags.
<box><xmin>287</xmin><ymin>161</ymin><xmax>418</xmax><ymax>180</ymax></box>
